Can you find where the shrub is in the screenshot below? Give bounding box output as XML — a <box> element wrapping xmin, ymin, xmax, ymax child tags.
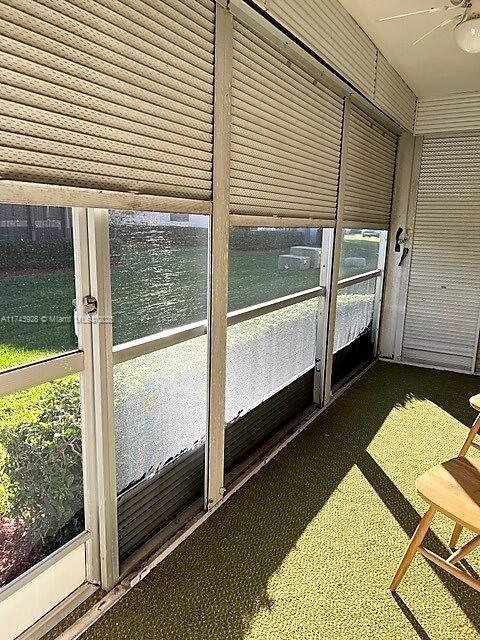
<box><xmin>0</xmin><ymin>241</ymin><xmax>74</xmax><ymax>271</ymax></box>
<box><xmin>110</xmin><ymin>222</ymin><xmax>208</xmax><ymax>250</ymax></box>
<box><xmin>0</xmin><ymin>378</ymin><xmax>84</xmax><ymax>552</ymax></box>
<box><xmin>230</xmin><ymin>228</ymin><xmax>320</xmax><ymax>251</ymax></box>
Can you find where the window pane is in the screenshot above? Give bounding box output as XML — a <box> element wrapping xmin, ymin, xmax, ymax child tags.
<box><xmin>109</xmin><ymin>212</ymin><xmax>209</xmax><ymax>345</ymax></box>
<box><xmin>0</xmin><ymin>375</ymin><xmax>84</xmax><ymax>588</ymax></box>
<box><xmin>229</xmin><ymin>227</ymin><xmax>323</xmax><ymax>312</ymax></box>
<box><xmin>0</xmin><ymin>204</ymin><xmax>76</xmax><ymax>371</ymax></box>
<box><xmin>114</xmin><ymin>336</ymin><xmax>207</xmax><ymax>495</ymax></box>
<box><xmin>226</xmin><ymin>299</ymin><xmax>317</xmax><ymax>423</ymax></box>
<box><xmin>334</xmin><ymin>279</ymin><xmax>376</xmax><ymax>354</ymax></box>
<box><xmin>338</xmin><ymin>229</ymin><xmax>381</xmax><ymax>279</ymax></box>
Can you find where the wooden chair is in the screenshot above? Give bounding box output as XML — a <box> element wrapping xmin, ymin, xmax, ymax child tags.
<box><xmin>450</xmin><ymin>392</ymin><xmax>480</xmax><ymax>548</ymax></box>
<box><xmin>390</xmin><ymin>456</ymin><xmax>480</xmax><ymax>593</ymax></box>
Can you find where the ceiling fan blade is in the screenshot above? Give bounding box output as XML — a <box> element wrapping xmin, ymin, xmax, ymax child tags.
<box><xmin>412</xmin><ymin>17</ymin><xmax>457</xmax><ymax>45</ymax></box>
<box><xmin>378</xmin><ymin>6</ymin><xmax>453</xmax><ymax>22</ymax></box>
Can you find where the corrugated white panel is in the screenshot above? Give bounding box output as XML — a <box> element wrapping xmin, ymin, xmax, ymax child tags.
<box><xmin>374</xmin><ymin>54</ymin><xmax>416</xmax><ymax>132</ymax></box>
<box><xmin>403</xmin><ymin>136</ymin><xmax>480</xmax><ymax>371</ymax></box>
<box><xmin>0</xmin><ymin>0</ymin><xmax>214</xmax><ymax>198</ymax></box>
<box><xmin>415</xmin><ymin>92</ymin><xmax>480</xmax><ymax>134</ymax></box>
<box><xmin>263</xmin><ymin>0</ymin><xmax>377</xmax><ymax>99</ymax></box>
<box><xmin>230</xmin><ymin>18</ymin><xmax>344</xmax><ymax>223</ymax></box>
<box><xmin>343</xmin><ymin>105</ymin><xmax>397</xmax><ymax>229</ymax></box>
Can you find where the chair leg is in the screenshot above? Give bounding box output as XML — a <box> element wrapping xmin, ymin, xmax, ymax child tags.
<box><xmin>449</xmin><ymin>522</ymin><xmax>463</xmax><ymax>549</ymax></box>
<box><xmin>448</xmin><ymin>534</ymin><xmax>480</xmax><ymax>565</ymax></box>
<box><xmin>390</xmin><ymin>506</ymin><xmax>436</xmax><ymax>592</ymax></box>
<box><xmin>459</xmin><ymin>414</ymin><xmax>480</xmax><ymax>457</ymax></box>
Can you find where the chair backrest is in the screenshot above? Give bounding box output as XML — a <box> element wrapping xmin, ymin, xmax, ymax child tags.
<box><xmin>469</xmin><ymin>394</ymin><xmax>480</xmax><ymax>413</ymax></box>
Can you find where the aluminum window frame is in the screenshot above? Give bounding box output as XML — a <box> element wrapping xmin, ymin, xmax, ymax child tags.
<box><xmin>338</xmin><ymin>269</ymin><xmax>382</xmax><ymax>290</ymax></box>
<box><xmin>224</xmin><ymin>224</ymin><xmax>330</xmax><ymax>432</ymax></box>
<box><xmin>91</xmin><ymin>205</ymin><xmax>211</xmax><ymax>584</ymax></box>
<box><xmin>107</xmin><ymin>213</ymin><xmax>328</xmax><ymax>569</ymax></box>
<box><xmin>0</xmin><ymin>182</ymin><xmax>212</xmax><ymax>216</ymax></box>
<box><xmin>112</xmin><ymin>287</ymin><xmax>327</xmax><ymax>364</ymax></box>
<box><xmin>0</xmin><ymin>202</ymin><xmax>98</xmax><ymax>603</ymax></box>
<box><xmin>0</xmin><ymin>183</ymin><xmax>214</xmax><ymax>594</ymax></box>
<box><xmin>331</xmin><ymin>243</ymin><xmax>387</xmax><ymax>375</ymax></box>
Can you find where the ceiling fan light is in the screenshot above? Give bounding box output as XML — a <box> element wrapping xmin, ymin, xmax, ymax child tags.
<box><xmin>454</xmin><ymin>17</ymin><xmax>480</xmax><ymax>53</ymax></box>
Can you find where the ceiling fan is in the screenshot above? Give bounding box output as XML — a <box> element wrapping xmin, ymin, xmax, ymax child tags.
<box><xmin>379</xmin><ymin>0</ymin><xmax>480</xmax><ymax>52</ymax></box>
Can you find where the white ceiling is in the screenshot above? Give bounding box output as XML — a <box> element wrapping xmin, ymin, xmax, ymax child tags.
<box><xmin>339</xmin><ymin>0</ymin><xmax>480</xmax><ymax>97</ymax></box>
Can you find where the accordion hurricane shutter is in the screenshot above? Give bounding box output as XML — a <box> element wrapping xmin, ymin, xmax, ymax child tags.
<box><xmin>403</xmin><ymin>135</ymin><xmax>480</xmax><ymax>371</ymax></box>
<box><xmin>260</xmin><ymin>0</ymin><xmax>377</xmax><ymax>99</ymax></box>
<box><xmin>230</xmin><ymin>18</ymin><xmax>344</xmax><ymax>224</ymax></box>
<box><xmin>0</xmin><ymin>0</ymin><xmax>215</xmax><ymax>199</ymax></box>
<box><xmin>343</xmin><ymin>106</ymin><xmax>397</xmax><ymax>229</ymax></box>
<box><xmin>374</xmin><ymin>54</ymin><xmax>416</xmax><ymax>133</ymax></box>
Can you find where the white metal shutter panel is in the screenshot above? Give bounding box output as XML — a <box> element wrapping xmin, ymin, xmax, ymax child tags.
<box><xmin>343</xmin><ymin>106</ymin><xmax>397</xmax><ymax>229</ymax></box>
<box><xmin>260</xmin><ymin>0</ymin><xmax>377</xmax><ymax>98</ymax></box>
<box><xmin>374</xmin><ymin>54</ymin><xmax>416</xmax><ymax>132</ymax></box>
<box><xmin>415</xmin><ymin>93</ymin><xmax>480</xmax><ymax>135</ymax></box>
<box><xmin>0</xmin><ymin>0</ymin><xmax>214</xmax><ymax>199</ymax></box>
<box><xmin>230</xmin><ymin>19</ymin><xmax>344</xmax><ymax>224</ymax></box>
<box><xmin>403</xmin><ymin>136</ymin><xmax>480</xmax><ymax>371</ymax></box>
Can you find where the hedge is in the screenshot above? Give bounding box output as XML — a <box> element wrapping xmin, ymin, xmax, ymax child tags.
<box><xmin>0</xmin><ymin>378</ymin><xmax>84</xmax><ymax>554</ymax></box>
<box><xmin>110</xmin><ymin>223</ymin><xmax>321</xmax><ymax>252</ymax></box>
<box><xmin>0</xmin><ymin>241</ymin><xmax>74</xmax><ymax>271</ymax></box>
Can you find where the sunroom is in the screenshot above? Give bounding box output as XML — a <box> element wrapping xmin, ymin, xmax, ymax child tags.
<box><xmin>1</xmin><ymin>1</ymin><xmax>480</xmax><ymax>639</ymax></box>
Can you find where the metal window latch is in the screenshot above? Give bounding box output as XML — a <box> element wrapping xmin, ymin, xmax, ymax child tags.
<box><xmin>83</xmin><ymin>295</ymin><xmax>98</xmax><ymax>315</ymax></box>
<box><xmin>395</xmin><ymin>227</ymin><xmax>404</xmax><ymax>252</ymax></box>
<box><xmin>399</xmin><ymin>247</ymin><xmax>410</xmax><ymax>267</ymax></box>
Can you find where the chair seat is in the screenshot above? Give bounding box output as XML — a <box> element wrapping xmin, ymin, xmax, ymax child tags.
<box><xmin>470</xmin><ymin>393</ymin><xmax>480</xmax><ymax>412</ymax></box>
<box><xmin>416</xmin><ymin>457</ymin><xmax>480</xmax><ymax>534</ymax></box>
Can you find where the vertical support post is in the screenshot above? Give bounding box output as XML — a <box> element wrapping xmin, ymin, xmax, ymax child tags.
<box><xmin>378</xmin><ymin>132</ymin><xmax>415</xmax><ymax>359</ymax></box>
<box><xmin>393</xmin><ymin>135</ymin><xmax>424</xmax><ymax>360</ymax></box>
<box><xmin>64</xmin><ymin>207</ymin><xmax>71</xmax><ymax>241</ymax></box>
<box><xmin>86</xmin><ymin>208</ymin><xmax>119</xmax><ymax>589</ymax></box>
<box><xmin>313</xmin><ymin>228</ymin><xmax>334</xmax><ymax>405</ymax></box>
<box><xmin>471</xmin><ymin>266</ymin><xmax>480</xmax><ymax>371</ymax></box>
<box><xmin>472</xmin><ymin>308</ymin><xmax>480</xmax><ymax>374</ymax></box>
<box><xmin>28</xmin><ymin>205</ymin><xmax>36</xmax><ymax>241</ymax></box>
<box><xmin>72</xmin><ymin>208</ymin><xmax>101</xmax><ymax>585</ymax></box>
<box><xmin>322</xmin><ymin>97</ymin><xmax>350</xmax><ymax>405</ymax></box>
<box><xmin>205</xmin><ymin>3</ymin><xmax>233</xmax><ymax>509</ymax></box>
<box><xmin>372</xmin><ymin>230</ymin><xmax>388</xmax><ymax>355</ymax></box>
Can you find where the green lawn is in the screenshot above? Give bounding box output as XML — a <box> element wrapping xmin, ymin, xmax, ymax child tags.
<box><xmin>0</xmin><ymin>271</ymin><xmax>76</xmax><ymax>368</ymax></box>
<box><xmin>0</xmin><ymin>233</ymin><xmax>379</xmax><ymax>368</ymax></box>
<box><xmin>340</xmin><ymin>233</ymin><xmax>381</xmax><ymax>279</ymax></box>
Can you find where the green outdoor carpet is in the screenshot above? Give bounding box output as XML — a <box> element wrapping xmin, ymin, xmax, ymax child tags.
<box><xmin>81</xmin><ymin>362</ymin><xmax>480</xmax><ymax>640</ymax></box>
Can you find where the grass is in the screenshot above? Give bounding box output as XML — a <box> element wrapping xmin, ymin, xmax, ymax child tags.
<box><xmin>0</xmin><ymin>271</ymin><xmax>76</xmax><ymax>368</ymax></box>
<box><xmin>62</xmin><ymin>362</ymin><xmax>480</xmax><ymax>640</ymax></box>
<box><xmin>340</xmin><ymin>233</ymin><xmax>380</xmax><ymax>279</ymax></box>
<box><xmin>0</xmin><ymin>232</ymin><xmax>379</xmax><ymax>369</ymax></box>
